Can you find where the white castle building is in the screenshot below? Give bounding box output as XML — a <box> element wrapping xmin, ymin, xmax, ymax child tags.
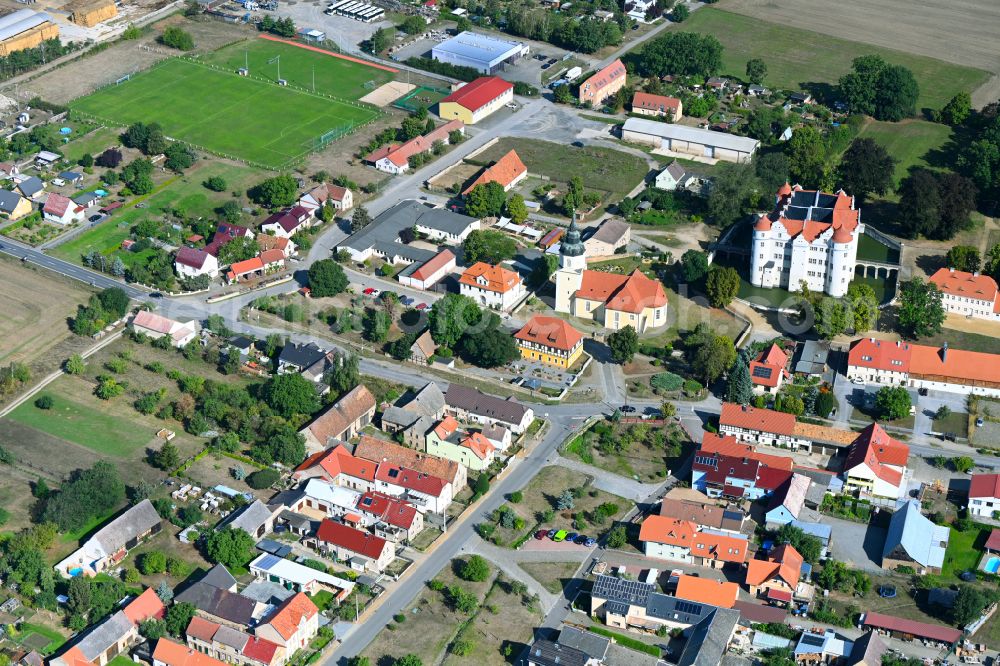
<box><xmin>751</xmin><ymin>183</ymin><xmax>863</xmax><ymax>298</ymax></box>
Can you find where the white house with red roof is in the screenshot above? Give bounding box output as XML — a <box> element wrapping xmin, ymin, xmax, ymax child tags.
<box><xmin>459</xmin><ymin>261</ymin><xmax>526</xmax><ymax>312</ymax></box>
<box><xmin>174</xmin><ymin>247</ymin><xmax>220</xmax><ymax>279</ymax></box>
<box><xmin>929</xmin><ymin>268</ymin><xmax>1000</xmax><ymax>321</ymax></box>
<box><xmin>298</xmin><ymin>182</ymin><xmax>352</xmax><ymax>213</ymax></box>
<box><xmin>638</xmin><ymin>515</ymin><xmax>748</xmax><ymax>567</ymax></box>
<box><xmin>749</xmin><ymin>343</ymin><xmax>790</xmax><ymax>394</ymax></box>
<box><xmin>254</xmin><ymin>593</ymin><xmax>319</xmax><ymax>652</ymax></box>
<box><xmin>373</xmin><ymin>463</ymin><xmax>452</xmax><ymax>514</ymax></box>
<box><xmin>260</xmin><ymin>206</ymin><xmax>312</xmax><ymax>239</ymax></box>
<box><xmin>397</xmin><ymin>249</ymin><xmax>455</xmax><ymax>290</ymax></box>
<box><xmin>846</xmin><ymin>337</ymin><xmax>911</xmax><ymax>386</ymax></box>
<box><xmin>461</xmin><ymin>149</ymin><xmax>527</xmax><ymax>194</ymax></box>
<box><xmin>314</xmin><ymin>519</ymin><xmax>395</xmax><ymax>573</ymax></box>
<box><xmin>131</xmin><ymin>311</ymin><xmax>199</xmax><ymax>348</ymax></box>
<box><xmin>967</xmin><ymin>473</ymin><xmax>1000</xmax><ymax>518</ymax></box>
<box><xmin>438</xmin><ymin>76</ymin><xmax>514</xmax><ymax>124</ymax></box>
<box><xmin>751</xmin><ymin>184</ymin><xmax>863</xmax><ymax>297</ymax></box>
<box><xmin>691</xmin><ymin>432</ymin><xmax>794</xmax><ymax>500</ymax></box>
<box><xmin>847</xmin><ymin>337</ymin><xmax>1000</xmax><ymax>397</ymax></box>
<box><xmin>43</xmin><ymin>192</ymin><xmax>85</xmax><ymax>225</ymax></box>
<box><xmin>354</xmin><ymin>491</ymin><xmax>424</xmax><ymax>542</ymax></box>
<box><xmin>364</xmin><ymin>120</ymin><xmax>464</xmax><ymax>175</ymax></box>
<box><xmin>842</xmin><ymin>423</ymin><xmax>910</xmax><ymax>500</ymax></box>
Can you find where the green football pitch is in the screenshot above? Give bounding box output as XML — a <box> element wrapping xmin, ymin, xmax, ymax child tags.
<box><xmin>70</xmin><ymin>46</ymin><xmax>387</xmax><ymax>169</ymax></box>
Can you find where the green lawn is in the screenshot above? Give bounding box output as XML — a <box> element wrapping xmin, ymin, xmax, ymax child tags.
<box><xmin>942</xmin><ymin>523</ymin><xmax>988</xmax><ymax>578</ymax></box>
<box><xmin>50</xmin><ymin>161</ymin><xmax>266</xmax><ymax>265</ymax></box>
<box><xmin>663</xmin><ymin>8</ymin><xmax>989</xmax><ymax>111</ymax></box>
<box><xmin>61</xmin><ymin>126</ymin><xmax>122</xmax><ymax>165</ymax></box>
<box><xmin>17</xmin><ymin>623</ymin><xmax>68</xmax><ymax>655</ymax></box>
<box><xmin>932</xmin><ymin>411</ymin><xmax>969</xmax><ymax>438</ymax></box>
<box><xmin>71</xmin><ymin>56</ymin><xmax>380</xmax><ymax>169</ymax></box>
<box><xmin>474</xmin><ymin>138</ymin><xmax>649</xmax><ymax>201</ymax></box>
<box><xmin>915</xmin><ymin>328</ymin><xmax>1000</xmax><ymax>356</ymax></box>
<box><xmin>857</xmin><ymin>119</ymin><xmax>953</xmax><ymax>186</ymax></box>
<box><xmin>7</xmin><ymin>381</ymin><xmax>156</xmax><ymax>457</ymax></box>
<box><xmin>201</xmin><ymin>39</ymin><xmax>393</xmax><ymax>100</ymax></box>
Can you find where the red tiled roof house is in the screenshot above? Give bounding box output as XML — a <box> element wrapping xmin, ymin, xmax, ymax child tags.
<box><xmin>579</xmin><ymin>59</ymin><xmax>626</xmax><ymax>106</ymax></box>
<box><xmin>969</xmin><ymin>473</ymin><xmax>1000</xmax><ymax>519</ymax></box>
<box><xmin>315</xmin><ymin>519</ymin><xmax>395</xmax><ymax>573</ymax></box>
<box><xmin>749</xmin><ymin>344</ymin><xmax>790</xmax><ymax>394</ymax></box>
<box><xmin>631</xmin><ymin>92</ymin><xmax>682</xmax><ymax>122</ymax></box>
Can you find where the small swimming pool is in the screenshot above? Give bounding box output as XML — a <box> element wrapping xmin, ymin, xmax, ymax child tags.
<box><xmin>985</xmin><ymin>557</ymin><xmax>1000</xmax><ymax>574</ymax></box>
<box><xmin>60</xmin><ymin>127</ymin><xmax>72</xmax><ymax>135</ymax></box>
<box><xmin>68</xmin><ymin>567</ymin><xmax>83</xmax><ymax>577</ymax></box>
<box><xmin>94</xmin><ymin>189</ymin><xmax>108</xmax><ymax>197</ymax></box>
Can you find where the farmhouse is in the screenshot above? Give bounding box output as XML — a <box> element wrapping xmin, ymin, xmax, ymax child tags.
<box><xmin>968</xmin><ymin>473</ymin><xmax>1000</xmax><ymax>518</ymax></box>
<box><xmin>631</xmin><ymin>91</ymin><xmax>682</xmax><ymax>121</ymax></box>
<box><xmin>52</xmin><ymin>589</ymin><xmax>164</xmax><ymax>666</ymax></box>
<box><xmin>658</xmin><ymin>497</ymin><xmax>745</xmax><ymax>534</ymax></box>
<box><xmin>410</xmin><ymin>331</ymin><xmax>435</xmax><ymax>364</ymax></box>
<box><xmin>749</xmin><ymin>343</ymin><xmax>790</xmax><ymax>394</ymax></box>
<box><xmin>928</xmin><ymin>268</ymin><xmax>1000</xmax><ymax>320</ymax></box>
<box><xmin>462</xmin><ymin>149</ymin><xmax>527</xmax><ymax>194</ymax></box>
<box><xmin>431</xmin><ymin>31</ymin><xmax>528</xmax><ymax>74</ymax></box>
<box><xmin>445</xmin><ymin>383</ymin><xmax>534</xmax><ymax>434</ymax></box>
<box><xmin>56</xmin><ymin>500</ymin><xmax>162</xmax><ymax>577</ymax></box>
<box><xmin>292</xmin><ymin>444</ymin><xmax>378</xmax><ymax>492</ymax></box>
<box><xmin>314</xmin><ymin>520</ymin><xmax>395</xmax><ymax>573</ymax></box>
<box><xmin>226</xmin><ymin>249</ymin><xmax>285</xmax><ymax>283</ymax></box>
<box><xmin>622</xmin><ymin>117</ymin><xmax>759</xmax><ymax>163</ymax></box>
<box><xmin>439</xmin><ymin>76</ymin><xmax>515</xmax><ymax>125</ymax></box>
<box><xmin>860</xmin><ymin>613</ymin><xmax>961</xmax><ymax>648</ymax></box>
<box><xmin>751</xmin><ymin>184</ymin><xmax>863</xmax><ymax>298</ymax></box>
<box><xmin>554</xmin><ymin>220</ymin><xmax>667</xmax><ymax>332</ymax></box>
<box><xmin>718</xmin><ymin>402</ymin><xmax>857</xmax><ymax>455</ymax></box>
<box><xmin>379</xmin><ymin>383</ymin><xmax>447</xmax><ymax>446</ymax></box>
<box><xmin>842</xmin><ymin>423</ymin><xmax>910</xmax><ymax>500</ymax></box>
<box><xmin>299</xmin><ymin>182</ymin><xmax>353</xmax><ymax>213</ymax></box>
<box><xmin>153</xmin><ymin>638</ymin><xmax>230</xmax><ymax>666</ymax></box>
<box><xmin>174</xmin><ymin>247</ymin><xmax>220</xmax><ymax>279</ymax></box>
<box><xmin>338</xmin><ymin>200</ymin><xmax>479</xmax><ymax>263</ymax></box>
<box><xmin>397</xmin><ymin>249</ymin><xmax>456</xmax><ymax>290</ymax></box>
<box><xmin>579</xmin><ymin>59</ymin><xmax>626</xmax><ymax>107</ymax></box>
<box><xmin>364</xmin><ymin>119</ymin><xmax>465</xmax><ymax>175</ymax></box>
<box><xmin>260</xmin><ymin>206</ymin><xmax>312</xmax><ymax>239</ymax></box>
<box><xmin>253</xmin><ymin>593</ymin><xmax>319</xmax><ymax>652</ymax></box>
<box><xmin>354</xmin><ymin>433</ymin><xmax>467</xmax><ymax>494</ymax></box>
<box><xmin>300</xmin><ymin>385</ymin><xmax>376</xmax><ymax>451</ymax></box>
<box><xmin>218</xmin><ymin>499</ymin><xmax>277</xmax><ymax>539</ymax></box>
<box><xmin>882</xmin><ymin>500</ymin><xmax>949</xmax><ymax>574</ymax></box>
<box><xmin>583</xmin><ymin>218</ymin><xmax>630</xmax><ymax>258</ymax></box>
<box><xmin>745</xmin><ymin>543</ymin><xmax>803</xmax><ymax>601</ymax></box>
<box><xmin>131</xmin><ymin>311</ymin><xmax>199</xmax><ymax>347</ymax></box>
<box><xmin>0</xmin><ymin>190</ymin><xmax>32</xmax><ymax>220</ymax></box>
<box><xmin>847</xmin><ymin>337</ymin><xmax>1000</xmax><ymax>397</ymax></box>
<box><xmin>459</xmin><ymin>261</ymin><xmax>526</xmax><ymax>311</ymax></box>
<box><xmin>514</xmin><ymin>315</ymin><xmax>584</xmax><ymax>369</ymax></box>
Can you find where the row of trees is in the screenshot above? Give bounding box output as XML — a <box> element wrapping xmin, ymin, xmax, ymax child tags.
<box><xmin>71</xmin><ymin>287</ymin><xmax>131</xmax><ymax>336</ymax></box>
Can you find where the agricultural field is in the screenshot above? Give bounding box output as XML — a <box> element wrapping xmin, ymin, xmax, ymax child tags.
<box><xmin>473</xmin><ymin>138</ymin><xmax>651</xmax><ymax>203</ymax></box>
<box><xmin>0</xmin><ymin>256</ymin><xmax>95</xmax><ymax>379</ymax></box>
<box><xmin>70</xmin><ymin>41</ymin><xmax>386</xmax><ymax>168</ymax></box>
<box><xmin>663</xmin><ymin>7</ymin><xmax>989</xmax><ymax>111</ymax></box>
<box><xmin>50</xmin><ymin>161</ymin><xmax>268</xmax><ymax>266</ymax></box>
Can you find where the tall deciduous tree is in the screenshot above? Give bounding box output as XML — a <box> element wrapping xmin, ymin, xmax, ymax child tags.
<box><xmin>307</xmin><ymin>259</ymin><xmax>348</xmax><ymax>297</ymax></box>
<box><xmin>785</xmin><ymin>126</ymin><xmax>826</xmax><ymax>187</ymax></box>
<box><xmin>839</xmin><ymin>55</ymin><xmax>919</xmax><ymax>121</ymax></box>
<box><xmin>705</xmin><ymin>267</ymin><xmax>740</xmax><ymax>308</ymax></box>
<box><xmin>945</xmin><ymin>245</ymin><xmax>981</xmax><ymax>273</ymax></box>
<box><xmin>837</xmin><ymin>138</ymin><xmax>896</xmax><ymax>203</ymax></box>
<box><xmin>745</xmin><ymin>58</ymin><xmax>767</xmax><ymax>85</ymax></box>
<box><xmin>462</xmin><ymin>229</ymin><xmax>517</xmax><ymax>264</ymax></box>
<box><xmin>465</xmin><ymin>182</ymin><xmax>507</xmax><ymax>218</ymax></box>
<box><xmin>897</xmin><ymin>278</ymin><xmax>946</xmax><ymax>339</ymax></box>
<box><xmin>635</xmin><ymin>32</ymin><xmax>723</xmax><ymax>79</ymax></box>
<box><xmin>428</xmin><ymin>293</ymin><xmax>481</xmax><ymax>348</ymax></box>
<box><xmin>607</xmin><ymin>325</ymin><xmax>639</xmax><ymax>364</ymax></box>
<box><xmin>262</xmin><ymin>373</ymin><xmax>320</xmax><ymax>418</ymax></box>
<box><xmin>249</xmin><ymin>175</ymin><xmax>297</xmax><ymax>208</ymax></box>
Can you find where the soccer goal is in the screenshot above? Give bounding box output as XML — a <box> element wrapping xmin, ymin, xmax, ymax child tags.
<box><xmin>115</xmin><ymin>73</ymin><xmax>131</xmax><ymax>85</ymax></box>
<box><xmin>311</xmin><ymin>122</ymin><xmax>353</xmax><ymax>150</ymax></box>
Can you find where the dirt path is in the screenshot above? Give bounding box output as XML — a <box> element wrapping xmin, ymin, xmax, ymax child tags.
<box><xmin>972</xmin><ymin>74</ymin><xmax>1000</xmax><ymax>109</ymax></box>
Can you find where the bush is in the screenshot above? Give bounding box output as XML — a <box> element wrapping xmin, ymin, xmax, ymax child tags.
<box><xmin>650</xmin><ymin>372</ymin><xmax>684</xmax><ymax>392</ymax></box>
<box><xmin>34</xmin><ymin>395</ymin><xmax>54</xmax><ymax>409</ymax></box>
<box><xmin>509</xmin><ymin>490</ymin><xmax>523</xmax><ymax>503</ymax></box>
<box><xmin>159</xmin><ymin>26</ymin><xmax>194</xmax><ymax>50</ymax></box>
<box><xmin>246</xmin><ymin>467</ymin><xmax>280</xmax><ymax>489</ymax></box>
<box><xmin>139</xmin><ymin>551</ymin><xmax>167</xmax><ymax>574</ymax></box>
<box><xmin>459</xmin><ymin>555</ymin><xmax>490</xmax><ymax>582</ymax></box>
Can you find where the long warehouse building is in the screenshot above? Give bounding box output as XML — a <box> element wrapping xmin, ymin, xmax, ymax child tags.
<box><xmin>431</xmin><ymin>30</ymin><xmax>527</xmax><ymax>74</ymax></box>
<box><xmin>0</xmin><ymin>9</ymin><xmax>59</xmax><ymax>56</ymax></box>
<box><xmin>621</xmin><ymin>117</ymin><xmax>759</xmax><ymax>163</ymax></box>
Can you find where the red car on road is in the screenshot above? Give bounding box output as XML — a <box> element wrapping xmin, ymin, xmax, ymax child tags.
<box><xmin>362</xmin><ymin>287</ymin><xmax>375</xmax><ymax>296</ymax></box>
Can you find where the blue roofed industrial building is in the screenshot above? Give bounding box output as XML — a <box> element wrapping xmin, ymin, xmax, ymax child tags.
<box><xmin>431</xmin><ymin>31</ymin><xmax>529</xmax><ymax>74</ymax></box>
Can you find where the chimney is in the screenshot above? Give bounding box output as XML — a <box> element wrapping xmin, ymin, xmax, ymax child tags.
<box><xmin>942</xmin><ymin>341</ymin><xmax>948</xmax><ymax>362</ymax></box>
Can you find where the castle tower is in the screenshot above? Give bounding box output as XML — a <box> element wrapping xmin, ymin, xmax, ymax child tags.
<box><xmin>555</xmin><ymin>216</ymin><xmax>586</xmax><ymax>314</ymax></box>
<box><xmin>827</xmin><ymin>225</ymin><xmax>854</xmax><ymax>298</ymax></box>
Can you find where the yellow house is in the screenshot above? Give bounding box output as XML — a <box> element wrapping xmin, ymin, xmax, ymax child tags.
<box><xmin>513</xmin><ymin>315</ymin><xmax>584</xmax><ymax>369</ymax></box>
<box><xmin>0</xmin><ymin>190</ymin><xmax>34</xmax><ymax>221</ymax></box>
<box><xmin>438</xmin><ymin>76</ymin><xmax>514</xmax><ymax>125</ymax></box>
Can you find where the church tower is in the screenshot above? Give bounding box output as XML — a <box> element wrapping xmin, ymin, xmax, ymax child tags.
<box><xmin>555</xmin><ymin>216</ymin><xmax>586</xmax><ymax>314</ymax></box>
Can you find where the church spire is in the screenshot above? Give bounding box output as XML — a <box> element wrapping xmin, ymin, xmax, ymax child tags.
<box><xmin>561</xmin><ymin>214</ymin><xmax>585</xmax><ymax>258</ymax></box>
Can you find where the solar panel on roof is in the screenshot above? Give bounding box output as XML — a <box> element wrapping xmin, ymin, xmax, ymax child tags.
<box><xmin>256</xmin><ymin>554</ymin><xmax>281</xmax><ymax>569</ymax></box>
<box><xmin>800</xmin><ymin>634</ymin><xmax>826</xmax><ymax>647</ymax></box>
<box><xmin>752</xmin><ymin>366</ymin><xmax>773</xmax><ymax>379</ymax></box>
<box><xmin>674</xmin><ymin>600</ymin><xmax>704</xmax><ymax>616</ymax></box>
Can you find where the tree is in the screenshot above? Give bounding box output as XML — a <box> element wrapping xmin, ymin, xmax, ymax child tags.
<box><xmin>875</xmin><ymin>385</ymin><xmax>911</xmax><ymax>421</ymax></box>
<box><xmin>636</xmin><ymin>32</ymin><xmax>723</xmax><ymax>79</ymax></box>
<box><xmin>776</xmin><ymin>523</ymin><xmax>823</xmax><ymax>563</ymax></box>
<box><xmin>152</xmin><ymin>441</ymin><xmax>179</xmax><ymax>470</ymax></box>
<box><xmin>706</xmin><ymin>267</ymin><xmax>740</xmax><ymax>308</ymax></box>
<box><xmin>465</xmin><ymin>182</ymin><xmax>507</xmax><ymax>219</ymax></box>
<box><xmin>680</xmin><ymin>250</ymin><xmax>709</xmax><ymax>283</ymax></box>
<box><xmin>368</xmin><ymin>27</ymin><xmax>390</xmax><ymax>54</ymax></box>
<box><xmin>670</xmin><ymin>4</ymin><xmax>688</xmax><ymax>21</ymax></box>
<box><xmin>811</xmin><ymin>297</ymin><xmax>849</xmax><ymax>340</ymax></box>
<box><xmin>139</xmin><ymin>551</ymin><xmax>167</xmax><ymax>574</ymax></box>
<box><xmin>557</xmin><ymin>490</ymin><xmax>575</xmax><ymax>510</ymax></box>
<box><xmin>463</xmin><ymin>229</ymin><xmax>517</xmax><ymax>265</ymax></box>
<box><xmin>386</xmin><ymin>333</ymin><xmax>415</xmax><ymax>361</ymax></box>
<box><xmin>953</xmin><ymin>456</ymin><xmax>975</xmax><ymax>474</ymax></box>
<box><xmin>327</xmin><ymin>351</ymin><xmax>360</xmax><ymax>397</ymax></box>
<box><xmin>156</xmin><ymin>580</ymin><xmax>174</xmax><ymax>603</ymax></box>
<box><xmin>363</xmin><ymin>308</ymin><xmax>391</xmax><ymax>343</ymax></box>
<box><xmin>249</xmin><ymin>175</ymin><xmax>298</xmax><ymax>208</ymax></box>
<box><xmin>65</xmin><ymin>354</ymin><xmax>86</xmax><ymax>375</ymax></box>
<box><xmin>940</xmin><ymin>92</ymin><xmax>972</xmax><ymax>126</ymax></box>
<box><xmin>42</xmin><ymin>461</ymin><xmax>125</xmax><ymax>532</ymax></box>
<box><xmin>97</xmin><ymin>148</ymin><xmax>123</xmax><ymax>168</ymax></box>
<box><xmin>837</xmin><ymin>138</ymin><xmax>896</xmax><ymax>203</ymax></box>
<box><xmin>690</xmin><ymin>333</ymin><xmax>736</xmax><ymax>385</ymax></box>
<box><xmin>755</xmin><ymin>152</ymin><xmax>790</xmax><ymax>192</ymax></box>
<box><xmin>506</xmin><ymin>194</ymin><xmax>528</xmax><ymax>224</ymax></box>
<box><xmin>946</xmin><ymin>245</ymin><xmax>981</xmax><ymax>273</ymax></box>
<box><xmin>159</xmin><ymin>25</ymin><xmax>194</xmax><ymax>50</ymax></box>
<box><xmin>218</xmin><ymin>236</ymin><xmax>258</xmax><ymax>265</ymax></box>
<box><xmin>165</xmin><ymin>602</ymin><xmax>197</xmax><ymax>637</ymax></box>
<box><xmin>845</xmin><ymin>283</ymin><xmax>879</xmax><ymax>334</ymax></box>
<box><xmin>460</xmin><ymin>555</ymin><xmax>491</xmax><ymax>582</ymax></box>
<box><xmin>394</xmin><ymin>655</ymin><xmax>423</xmax><ymax>666</ymax></box>
<box><xmin>839</xmin><ymin>55</ymin><xmax>919</xmax><ymax>121</ymax></box>
<box><xmin>99</xmin><ymin>287</ymin><xmax>130</xmax><ymax>318</ymax></box>
<box><xmin>897</xmin><ymin>278</ymin><xmax>946</xmax><ymax>339</ymax></box>
<box><xmin>775</xmin><ymin>393</ymin><xmax>804</xmax><ymax>415</ymax></box>
<box><xmin>785</xmin><ymin>126</ymin><xmax>826</xmax><ymax>187</ymax></box>
<box><xmin>726</xmin><ymin>354</ymin><xmax>753</xmax><ymax>405</ymax></box>
<box><xmin>460</xmin><ymin>323</ymin><xmax>519</xmax><ymax>368</ymax></box>
<box><xmin>263</xmin><ymin>373</ymin><xmax>320</xmax><ymax>419</ymax></box>
<box><xmin>607</xmin><ymin>326</ymin><xmax>639</xmax><ymax>364</ymax></box>
<box><xmin>606</xmin><ymin>525</ymin><xmax>627</xmax><ymax>548</ymax></box>
<box><xmin>308</xmin><ymin>259</ymin><xmax>348</xmax><ymax>297</ymax></box>
<box><xmin>35</xmin><ymin>395</ymin><xmax>53</xmax><ymax>410</ymax></box>
<box><xmin>164</xmin><ymin>142</ymin><xmax>195</xmax><ymax>172</ymax></box>
<box><xmin>204</xmin><ymin>176</ymin><xmax>227</xmax><ymax>192</ymax></box>
<box><xmin>399</xmin><ymin>14</ymin><xmax>426</xmax><ymax>34</ymax></box>
<box><xmin>952</xmin><ymin>586</ymin><xmax>989</xmax><ymax>626</ymax></box>
<box><xmin>745</xmin><ymin>58</ymin><xmax>767</xmax><ymax>84</ymax></box>
<box><xmin>400</xmin><ymin>115</ymin><xmax>425</xmax><ymax>141</ymax></box>
<box><xmin>246</xmin><ymin>468</ymin><xmax>280</xmax><ymax>489</ymax></box>
<box><xmin>428</xmin><ymin>293</ymin><xmax>481</xmax><ymax>348</ymax></box>
<box><xmin>206</xmin><ymin>527</ymin><xmax>256</xmax><ymax>569</ymax></box>
<box><xmin>815</xmin><ymin>391</ymin><xmax>836</xmax><ymax>418</ymax></box>
<box><xmin>140</xmin><ymin>619</ymin><xmax>167</xmax><ymax>641</ymax></box>
<box><xmin>553</xmin><ymin>83</ymin><xmax>574</xmax><ymax>104</ymax></box>
<box><xmin>530</xmin><ymin>254</ymin><xmax>559</xmax><ymax>286</ymax></box>
<box><xmin>706</xmin><ymin>161</ymin><xmax>758</xmax><ymax>225</ymax></box>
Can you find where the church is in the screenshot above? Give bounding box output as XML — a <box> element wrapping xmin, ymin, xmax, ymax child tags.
<box><xmin>554</xmin><ymin>219</ymin><xmax>668</xmax><ymax>333</ymax></box>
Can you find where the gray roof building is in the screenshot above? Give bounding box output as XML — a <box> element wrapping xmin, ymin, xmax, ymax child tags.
<box><xmin>445</xmin><ymin>384</ymin><xmax>531</xmax><ymax>429</ymax></box>
<box><xmin>526</xmin><ymin>639</ymin><xmax>588</xmax><ymax>666</ymax></box>
<box><xmin>174</xmin><ymin>582</ymin><xmax>259</xmax><ymax>626</ymax></box>
<box><xmin>278</xmin><ymin>342</ymin><xmax>327</xmax><ymax>372</ymax></box>
<box><xmin>794</xmin><ymin>340</ymin><xmax>831</xmax><ymax>375</ymax></box>
<box><xmin>70</xmin><ymin>611</ymin><xmax>134</xmax><ymax>662</ymax></box>
<box><xmin>382</xmin><ymin>382</ymin><xmax>446</xmax><ymax>431</ymax></box>
<box><xmin>16</xmin><ymin>177</ymin><xmax>43</xmax><ymax>198</ymax></box>
<box><xmin>847</xmin><ymin>631</ymin><xmax>887</xmax><ymax>665</ymax></box>
<box><xmin>883</xmin><ymin>499</ymin><xmax>949</xmax><ymax>570</ymax></box>
<box><xmin>201</xmin><ymin>563</ymin><xmax>238</xmax><ymax>592</ymax></box>
<box><xmin>240</xmin><ymin>579</ymin><xmax>295</xmax><ymax>606</ymax></box>
<box><xmin>0</xmin><ymin>189</ymin><xmax>23</xmax><ymax>214</ymax></box>
<box><xmin>220</xmin><ymin>499</ymin><xmax>274</xmax><ymax>539</ymax></box>
<box><xmin>556</xmin><ymin>626</ymin><xmax>609</xmax><ymax>661</ymax></box>
<box><xmin>677</xmin><ymin>607</ymin><xmax>740</xmax><ymax>666</ymax></box>
<box><xmin>338</xmin><ymin>200</ymin><xmax>478</xmax><ymax>262</ymax></box>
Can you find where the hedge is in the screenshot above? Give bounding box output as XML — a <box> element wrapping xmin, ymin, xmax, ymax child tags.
<box><xmin>588</xmin><ymin>626</ymin><xmax>660</xmax><ymax>657</ymax></box>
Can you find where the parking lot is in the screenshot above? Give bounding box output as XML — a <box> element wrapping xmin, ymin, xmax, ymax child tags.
<box><xmin>273</xmin><ymin>1</ymin><xmax>389</xmax><ymax>54</ymax></box>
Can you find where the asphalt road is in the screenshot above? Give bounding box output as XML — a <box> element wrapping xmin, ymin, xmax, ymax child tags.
<box><xmin>0</xmin><ymin>237</ymin><xmax>148</xmax><ymax>299</ymax></box>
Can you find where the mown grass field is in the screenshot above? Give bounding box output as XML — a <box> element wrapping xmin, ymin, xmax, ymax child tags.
<box><xmin>70</xmin><ymin>53</ymin><xmax>380</xmax><ymax>168</ymax></box>
<box><xmin>856</xmin><ymin>118</ymin><xmax>953</xmax><ymax>185</ymax></box>
<box><xmin>662</xmin><ymin>8</ymin><xmax>989</xmax><ymax>111</ymax></box>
